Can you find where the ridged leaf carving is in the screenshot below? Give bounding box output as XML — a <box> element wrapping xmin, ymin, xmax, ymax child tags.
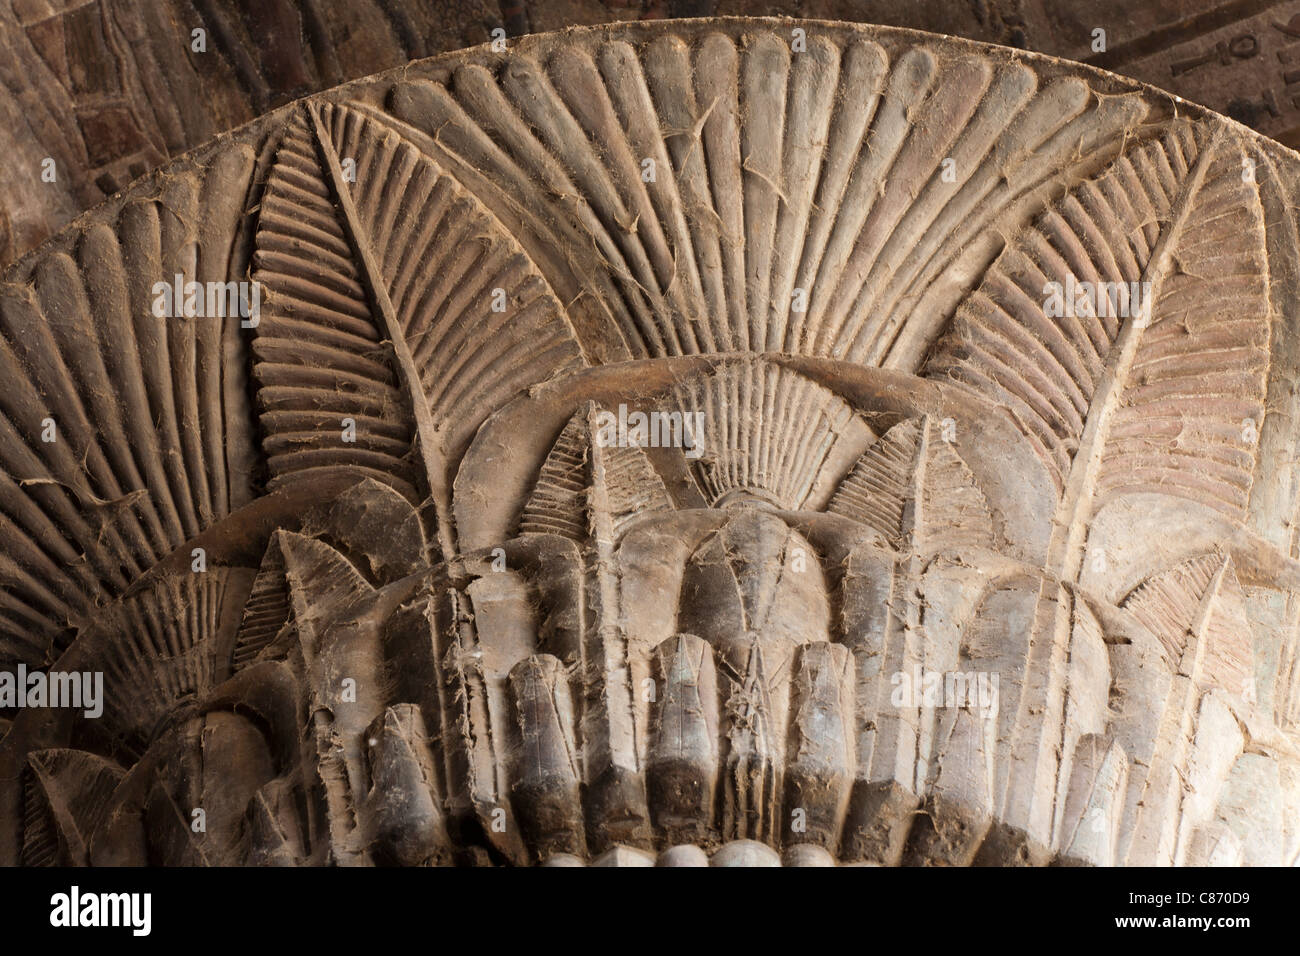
<box><xmin>827</xmin><ymin>415</ymin><xmax>995</xmax><ymax>553</ymax></box>
<box><xmin>252</xmin><ymin>101</ymin><xmax>585</xmax><ymax>553</ymax></box>
<box><xmin>0</xmin><ymin>19</ymin><xmax>1293</xmax><ymax>870</ymax></box>
<box><xmin>1123</xmin><ymin>553</ymin><xmax>1254</xmax><ymax>696</ymax></box>
<box><xmin>927</xmin><ymin>126</ymin><xmax>1269</xmax><ymax>542</ymax></box>
<box><xmin>389</xmin><ymin>34</ymin><xmax>1144</xmax><ymax>365</ymax></box>
<box><xmin>519</xmin><ymin>403</ymin><xmax>673</xmax><ymax>542</ymax></box>
<box><xmin>0</xmin><ymin>147</ymin><xmax>256</xmax><ymax>664</ymax></box>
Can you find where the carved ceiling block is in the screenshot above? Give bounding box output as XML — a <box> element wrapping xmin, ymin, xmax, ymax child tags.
<box><xmin>1</xmin><ymin>19</ymin><xmax>1298</xmax><ymax>867</ymax></box>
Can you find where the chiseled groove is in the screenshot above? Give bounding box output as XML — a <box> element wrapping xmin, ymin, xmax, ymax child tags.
<box><xmin>600</xmin><ymin>39</ymin><xmax>706</xmax><ymax>326</ymax></box>
<box><xmin>1100</xmin><ymin>476</ymin><xmax>1248</xmax><ymax>518</ymax></box>
<box><xmin>830</xmin><ymin>55</ymin><xmax>993</xmax><ymax>362</ymax></box>
<box><xmin>145</xmin><ymin>196</ymin><xmax>215</xmax><ymax>540</ymax></box>
<box><xmin>593</xmin><ymin>41</ymin><xmax>701</xmax><ymax>349</ymax></box>
<box><xmin>807</xmin><ymin>46</ymin><xmax>936</xmax><ymax>356</ymax></box>
<box><xmin>870</xmin><ymin>76</ymin><xmax>1085</xmax><ymax>356</ymax></box>
<box><xmin>84</xmin><ymin>218</ymin><xmax>186</xmax><ymax>552</ymax></box>
<box><xmin>375</xmin><ymin>162</ymin><xmax>439</xmax><ymax>315</ymax></box>
<box><xmin>256</xmin><ymin>384</ymin><xmax>396</xmax><ymax>418</ymax></box>
<box><xmin>253</xmin><ymin>361</ymin><xmax>404</xmax><ymax>403</ymax></box>
<box><xmin>266</xmin><ymin>463</ymin><xmax>419</xmax><ymax>503</ymax></box>
<box><xmin>740</xmin><ymin>32</ymin><xmax>789</xmax><ymax>354</ymax></box>
<box><xmin>242</xmin><ymin>338</ymin><xmax>396</xmax><ymax>383</ymax></box>
<box><xmin>1039</xmin><ymin>209</ymin><xmax>1112</xmax><ymax>340</ymax></box>
<box><xmin>233</xmin><ymin>560</ymin><xmax>289</xmax><ymax>669</ymax></box>
<box><xmin>0</xmin><ymin>392</ymin><xmax>138</xmax><ymax>608</ymax></box>
<box><xmin>502</xmin><ymin>53</ymin><xmax>672</xmax><ymax>356</ymax></box>
<box><xmin>552</xmin><ymin>46</ymin><xmax>687</xmax><ymax>354</ymax></box>
<box><xmin>0</xmin><ymin>448</ymin><xmax>112</xmax><ymax>604</ymax></box>
<box><xmin>118</xmin><ymin>202</ymin><xmax>186</xmax><ymax>544</ymax></box>
<box><xmin>35</xmin><ymin>254</ymin><xmax>164</xmax><ymax>569</ymax></box>
<box><xmin>20</xmin><ymin>770</ymin><xmax>59</xmax><ymax>867</ymax></box>
<box><xmin>642</xmin><ymin>36</ymin><xmax>723</xmax><ymax>352</ymax></box>
<box><xmin>961</xmin><ymin>309</ymin><xmax>1084</xmax><ymax>440</ymax></box>
<box><xmin>1020</xmin><ymin>230</ymin><xmax>1111</xmax><ymax>365</ymax></box>
<box><xmin>0</xmin><ymin>320</ymin><xmax>125</xmax><ymax>573</ymax></box>
<box><xmin>157</xmin><ymin>174</ymin><xmax>211</xmax><ymax>542</ymax></box>
<box><xmin>1100</xmin><ymin>454</ymin><xmax>1255</xmax><ymax>493</ymax></box>
<box><xmin>768</xmin><ymin>35</ymin><xmax>840</xmax><ymax>355</ymax></box>
<box><xmin>0</xmin><ymin>528</ymin><xmax>74</xmax><ymax>623</ymax></box>
<box><xmin>979</xmin><ymin>279</ymin><xmax>1090</xmax><ymax>422</ymax></box>
<box><xmin>438</xmin><ymin>312</ymin><xmax>577</xmax><ymax>426</ymax></box>
<box><xmin>257</xmin><ymin>185</ymin><xmax>341</xmax><ymax>238</ymax></box>
<box><xmin>264</xmin><ymin>276</ymin><xmax>376</xmax><ymax>328</ymax></box>
<box><xmin>256</xmin><ymin>208</ymin><xmax>352</xmax><ymax>260</ymax></box>
<box><xmin>0</xmin><ymin>604</ymin><xmax>55</xmax><ymax>657</ymax></box>
<box><xmin>253</xmin><ymin>249</ymin><xmax>367</xmax><ymax>301</ymax></box>
<box><xmin>412</xmin><ymin>240</ymin><xmax>508</xmax><ymax>373</ymax></box>
<box><xmin>369</xmin><ymin>145</ymin><xmax>422</xmax><ymax>270</ymax></box>
<box><xmin>260</xmin><ymin>410</ymin><xmax>409</xmax><ymax>443</ymax></box>
<box><xmin>791</xmin><ymin>387</ymin><xmax>850</xmax><ymax>508</ymax></box>
<box><xmin>998</xmin><ymin>260</ymin><xmax>1098</xmax><ymax>397</ymax></box>
<box><xmin>1092</xmin><ymin>174</ymin><xmax>1146</xmax><ymax>279</ymax></box>
<box><xmin>433</xmin><ymin>292</ymin><xmax>548</xmax><ymax>413</ymax></box>
<box><xmin>1123</xmin><ymin>553</ymin><xmax>1234</xmax><ymax>667</ymax></box>
<box><xmin>845</xmin><ymin>61</ymin><xmax>1033</xmax><ymax>362</ymax></box>
<box><xmin>877</xmin><ymin>86</ymin><xmax>1148</xmax><ymax>368</ymax></box>
<box><xmin>788</xmin><ymin>38</ymin><xmax>887</xmax><ymax>354</ymax></box>
<box><xmin>433</xmin><ymin>66</ymin><xmax>646</xmax><ymax>359</ymax></box>
<box><xmin>1110</xmin><ymin>159</ymin><xmax>1157</xmax><ymax>263</ymax></box>
<box><xmin>389</xmin><ymin>178</ymin><xmax>456</xmax><ymax>321</ymax></box>
<box><xmin>405</xmin><ymin>203</ymin><xmax>482</xmax><ymax>362</ymax></box>
<box><xmin>696</xmin><ymin>33</ymin><xmax>747</xmax><ymax>353</ymax></box>
<box><xmin>1060</xmin><ymin>190</ymin><xmax>1127</xmax><ymax>304</ymax></box>
<box><xmin>932</xmin><ymin>347</ymin><xmax>1071</xmax><ymax>483</ymax></box>
<box><xmin>254</xmin><ymin>314</ymin><xmax>381</xmax><ymax>356</ymax></box>
<box><xmin>829</xmin><ymin>419</ymin><xmax>914</xmax><ymax>536</ymax></box>
<box><xmin>1104</xmin><ymin>427</ymin><xmax>1258</xmax><ymax>465</ymax></box>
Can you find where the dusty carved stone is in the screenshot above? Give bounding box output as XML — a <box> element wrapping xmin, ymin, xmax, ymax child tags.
<box><xmin>6</xmin><ymin>0</ymin><xmax>1300</xmax><ymax>266</ymax></box>
<box><xmin>0</xmin><ymin>19</ymin><xmax>1298</xmax><ymax>866</ymax></box>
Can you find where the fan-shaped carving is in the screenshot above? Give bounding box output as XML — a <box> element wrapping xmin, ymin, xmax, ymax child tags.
<box><xmin>670</xmin><ymin>360</ymin><xmax>868</xmax><ymax>510</ymax></box>
<box><xmin>76</xmin><ymin>570</ymin><xmax>252</xmax><ymax>751</ymax></box>
<box><xmin>389</xmin><ymin>34</ymin><xmax>1142</xmax><ymax>365</ymax></box>
<box><xmin>0</xmin><ymin>147</ymin><xmax>256</xmax><ymax>664</ymax></box>
<box><xmin>0</xmin><ymin>20</ymin><xmax>1294</xmax><ymax>870</ymax></box>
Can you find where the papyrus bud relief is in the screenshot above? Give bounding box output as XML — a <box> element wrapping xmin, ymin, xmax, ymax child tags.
<box><xmin>0</xmin><ymin>21</ymin><xmax>1296</xmax><ymax>866</ymax></box>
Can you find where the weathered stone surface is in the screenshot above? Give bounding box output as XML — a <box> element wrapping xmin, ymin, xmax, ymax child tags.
<box><xmin>5</xmin><ymin>1</ymin><xmax>1300</xmax><ymax>266</ymax></box>
<box><xmin>0</xmin><ymin>19</ymin><xmax>1298</xmax><ymax>867</ymax></box>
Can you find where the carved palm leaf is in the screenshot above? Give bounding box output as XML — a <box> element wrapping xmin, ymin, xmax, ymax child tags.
<box><xmin>927</xmin><ymin>125</ymin><xmax>1270</xmax><ymax>568</ymax></box>
<box><xmin>252</xmin><ymin>101</ymin><xmax>585</xmax><ymax>555</ymax></box>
